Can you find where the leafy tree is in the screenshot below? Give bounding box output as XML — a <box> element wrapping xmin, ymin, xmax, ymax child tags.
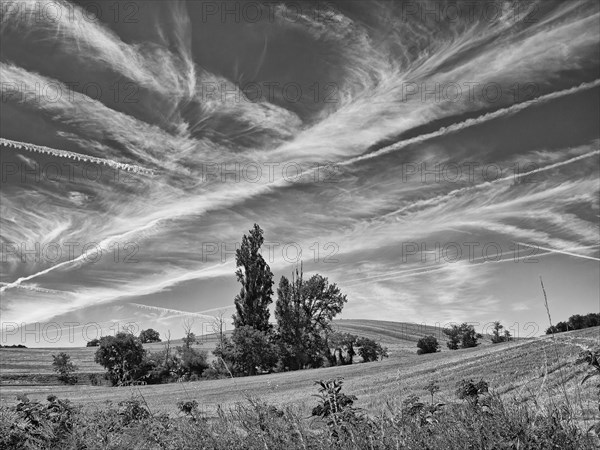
<box><xmin>460</xmin><ymin>325</ymin><xmax>481</xmax><ymax>348</ymax></box>
<box><xmin>173</xmin><ymin>346</ymin><xmax>209</xmax><ymax>380</ymax></box>
<box><xmin>275</xmin><ymin>265</ymin><xmax>347</xmax><ymax>370</ymax></box>
<box><xmin>356</xmin><ymin>337</ymin><xmax>388</xmax><ymax>362</ymax></box>
<box><xmin>491</xmin><ymin>321</ymin><xmax>505</xmax><ymax>344</ymax></box>
<box><xmin>86</xmin><ymin>338</ymin><xmax>100</xmax><ymax>347</ymax></box>
<box><xmin>94</xmin><ymin>332</ymin><xmax>146</xmax><ymax>386</ymax></box>
<box><xmin>230</xmin><ymin>325</ymin><xmax>278</xmax><ymax>376</ymax></box>
<box><xmin>211</xmin><ymin>335</ymin><xmax>236</xmax><ymax>378</ymax></box>
<box><xmin>233</xmin><ymin>224</ymin><xmax>274</xmax><ymax>332</ymax></box>
<box><xmin>139</xmin><ymin>329</ymin><xmax>161</xmax><ymax>343</ymax></box>
<box><xmin>444</xmin><ymin>323</ymin><xmax>480</xmax><ymax>349</ymax></box>
<box><xmin>52</xmin><ymin>352</ymin><xmax>78</xmax><ymax>384</ymax></box>
<box><xmin>417</xmin><ymin>335</ymin><xmax>440</xmax><ymax>354</ymax></box>
<box><xmin>504</xmin><ymin>329</ymin><xmax>512</xmax><ymax>342</ymax></box>
<box><xmin>568</xmin><ymin>314</ymin><xmax>586</xmax><ymax>330</ymax></box>
<box><xmin>443</xmin><ymin>326</ymin><xmax>460</xmax><ymax>350</ymax></box>
<box><xmin>181</xmin><ymin>319</ymin><xmax>197</xmax><ymax>349</ymax></box>
<box><xmin>545</xmin><ymin>313</ymin><xmax>600</xmax><ymax>334</ymax></box>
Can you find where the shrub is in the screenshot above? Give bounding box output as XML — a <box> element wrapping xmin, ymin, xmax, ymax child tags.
<box><xmin>416</xmin><ymin>335</ymin><xmax>440</xmax><ymax>354</ymax></box>
<box><xmin>443</xmin><ymin>323</ymin><xmax>481</xmax><ymax>349</ymax></box>
<box><xmin>94</xmin><ymin>332</ymin><xmax>147</xmax><ymax>386</ymax></box>
<box><xmin>311</xmin><ymin>378</ymin><xmax>364</xmax><ymax>439</ymax></box>
<box><xmin>455</xmin><ymin>379</ymin><xmax>489</xmax><ymax>406</ymax></box>
<box><xmin>356</xmin><ymin>336</ymin><xmax>388</xmax><ymax>362</ymax></box>
<box><xmin>51</xmin><ymin>352</ymin><xmax>78</xmax><ymax>385</ymax></box>
<box><xmin>86</xmin><ymin>338</ymin><xmax>100</xmax><ymax>347</ymax></box>
<box><xmin>230</xmin><ymin>325</ymin><xmax>278</xmax><ymax>376</ymax></box>
<box><xmin>173</xmin><ymin>346</ymin><xmax>209</xmax><ymax>380</ymax></box>
<box><xmin>177</xmin><ymin>400</ymin><xmax>199</xmax><ymax>416</ymax></box>
<box><xmin>0</xmin><ymin>394</ymin><xmax>76</xmax><ymax>448</ymax></box>
<box><xmin>117</xmin><ymin>397</ymin><xmax>150</xmax><ymax>425</ymax></box>
<box><xmin>139</xmin><ymin>328</ymin><xmax>161</xmax><ymax>343</ymax></box>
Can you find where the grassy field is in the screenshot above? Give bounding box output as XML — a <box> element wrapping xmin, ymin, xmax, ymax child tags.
<box><xmin>1</xmin><ymin>320</ymin><xmax>597</xmax><ymax>422</ymax></box>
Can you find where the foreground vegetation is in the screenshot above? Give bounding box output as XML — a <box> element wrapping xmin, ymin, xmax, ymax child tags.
<box><xmin>1</xmin><ymin>349</ymin><xmax>598</xmax><ymax>449</ymax></box>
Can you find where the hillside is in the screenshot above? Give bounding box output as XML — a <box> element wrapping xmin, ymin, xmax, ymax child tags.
<box><xmin>0</xmin><ymin>319</ymin><xmax>461</xmax><ymax>382</ymax></box>
<box><xmin>1</xmin><ymin>322</ymin><xmax>597</xmax><ymax>419</ymax></box>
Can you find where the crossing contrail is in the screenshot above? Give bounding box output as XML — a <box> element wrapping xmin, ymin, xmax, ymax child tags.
<box><xmin>0</xmin><ymin>137</ymin><xmax>155</xmax><ymax>175</ymax></box>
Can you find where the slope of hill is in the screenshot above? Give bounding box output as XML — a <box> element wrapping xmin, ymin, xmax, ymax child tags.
<box><xmin>1</xmin><ymin>322</ymin><xmax>597</xmax><ymax>420</ymax></box>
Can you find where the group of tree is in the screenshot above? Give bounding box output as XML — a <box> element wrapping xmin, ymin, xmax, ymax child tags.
<box><xmin>416</xmin><ymin>321</ymin><xmax>512</xmax><ymax>355</ymax></box>
<box><xmin>86</xmin><ymin>224</ymin><xmax>387</xmax><ymax>385</ymax></box>
<box><xmin>443</xmin><ymin>323</ymin><xmax>483</xmax><ymax>350</ymax></box>
<box><xmin>84</xmin><ymin>323</ymin><xmax>211</xmax><ymax>386</ymax></box>
<box><xmin>211</xmin><ymin>224</ymin><xmax>388</xmax><ymax>377</ymax></box>
<box><xmin>91</xmin><ymin>327</ymin><xmax>209</xmax><ymax>386</ymax></box>
<box><xmin>545</xmin><ymin>313</ymin><xmax>600</xmax><ymax>334</ymax></box>
<box><xmin>490</xmin><ymin>321</ymin><xmax>512</xmax><ymax>344</ymax></box>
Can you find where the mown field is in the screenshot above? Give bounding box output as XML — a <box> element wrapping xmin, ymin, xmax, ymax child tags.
<box><xmin>1</xmin><ymin>320</ymin><xmax>597</xmax><ymax>421</ymax></box>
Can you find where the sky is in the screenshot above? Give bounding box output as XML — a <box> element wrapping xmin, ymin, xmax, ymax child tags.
<box><xmin>0</xmin><ymin>0</ymin><xmax>599</xmax><ymax>347</ymax></box>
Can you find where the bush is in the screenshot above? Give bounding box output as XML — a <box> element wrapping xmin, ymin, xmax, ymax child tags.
<box><xmin>94</xmin><ymin>332</ymin><xmax>147</xmax><ymax>386</ymax></box>
<box><xmin>455</xmin><ymin>379</ymin><xmax>489</xmax><ymax>406</ymax></box>
<box><xmin>443</xmin><ymin>323</ymin><xmax>481</xmax><ymax>349</ymax></box>
<box><xmin>230</xmin><ymin>326</ymin><xmax>278</xmax><ymax>376</ymax></box>
<box><xmin>173</xmin><ymin>346</ymin><xmax>209</xmax><ymax>380</ymax></box>
<box><xmin>86</xmin><ymin>338</ymin><xmax>100</xmax><ymax>347</ymax></box>
<box><xmin>356</xmin><ymin>337</ymin><xmax>388</xmax><ymax>362</ymax></box>
<box><xmin>177</xmin><ymin>400</ymin><xmax>199</xmax><ymax>416</ymax></box>
<box><xmin>51</xmin><ymin>352</ymin><xmax>78</xmax><ymax>385</ymax></box>
<box><xmin>0</xmin><ymin>394</ymin><xmax>76</xmax><ymax>448</ymax></box>
<box><xmin>416</xmin><ymin>335</ymin><xmax>440</xmax><ymax>354</ymax></box>
<box><xmin>139</xmin><ymin>329</ymin><xmax>161</xmax><ymax>343</ymax></box>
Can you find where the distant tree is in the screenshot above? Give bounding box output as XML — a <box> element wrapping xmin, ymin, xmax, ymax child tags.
<box><xmin>504</xmin><ymin>329</ymin><xmax>512</xmax><ymax>342</ymax></box>
<box><xmin>460</xmin><ymin>325</ymin><xmax>481</xmax><ymax>348</ymax></box>
<box><xmin>231</xmin><ymin>325</ymin><xmax>278</xmax><ymax>376</ymax></box>
<box><xmin>491</xmin><ymin>322</ymin><xmax>505</xmax><ymax>344</ymax></box>
<box><xmin>443</xmin><ymin>326</ymin><xmax>461</xmax><ymax>350</ymax></box>
<box><xmin>139</xmin><ymin>329</ymin><xmax>161</xmax><ymax>343</ymax></box>
<box><xmin>94</xmin><ymin>332</ymin><xmax>146</xmax><ymax>386</ymax></box>
<box><xmin>181</xmin><ymin>320</ymin><xmax>197</xmax><ymax>349</ymax></box>
<box><xmin>444</xmin><ymin>323</ymin><xmax>480</xmax><ymax>349</ymax></box>
<box><xmin>356</xmin><ymin>336</ymin><xmax>388</xmax><ymax>362</ymax></box>
<box><xmin>275</xmin><ymin>265</ymin><xmax>347</xmax><ymax>370</ymax></box>
<box><xmin>52</xmin><ymin>352</ymin><xmax>78</xmax><ymax>384</ymax></box>
<box><xmin>417</xmin><ymin>335</ymin><xmax>440</xmax><ymax>354</ymax></box>
<box><xmin>568</xmin><ymin>314</ymin><xmax>586</xmax><ymax>330</ymax></box>
<box><xmin>86</xmin><ymin>338</ymin><xmax>100</xmax><ymax>347</ymax></box>
<box><xmin>232</xmin><ymin>224</ymin><xmax>274</xmax><ymax>332</ymax></box>
<box><xmin>211</xmin><ymin>335</ymin><xmax>236</xmax><ymax>378</ymax></box>
<box><xmin>173</xmin><ymin>346</ymin><xmax>209</xmax><ymax>380</ymax></box>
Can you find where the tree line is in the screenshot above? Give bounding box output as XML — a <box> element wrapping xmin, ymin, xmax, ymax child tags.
<box><xmin>545</xmin><ymin>313</ymin><xmax>600</xmax><ymax>334</ymax></box>
<box><xmin>76</xmin><ymin>224</ymin><xmax>387</xmax><ymax>386</ymax></box>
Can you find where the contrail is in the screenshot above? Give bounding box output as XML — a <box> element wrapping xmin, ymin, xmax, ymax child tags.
<box><xmin>343</xmin><ymin>79</ymin><xmax>600</xmax><ymax>166</ymax></box>
<box><xmin>383</xmin><ymin>148</ymin><xmax>600</xmax><ymax>218</ymax></box>
<box><xmin>3</xmin><ymin>83</ymin><xmax>597</xmax><ymax>296</ymax></box>
<box><xmin>128</xmin><ymin>303</ymin><xmax>217</xmax><ymax>320</ymax></box>
<box><xmin>0</xmin><ymin>138</ymin><xmax>155</xmax><ymax>175</ymax></box>
<box><xmin>514</xmin><ymin>242</ymin><xmax>600</xmax><ymax>262</ymax></box>
<box><xmin>343</xmin><ymin>245</ymin><xmax>600</xmax><ymax>287</ymax></box>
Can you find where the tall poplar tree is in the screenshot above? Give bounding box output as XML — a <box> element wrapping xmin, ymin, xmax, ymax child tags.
<box><xmin>232</xmin><ymin>224</ymin><xmax>274</xmax><ymax>332</ymax></box>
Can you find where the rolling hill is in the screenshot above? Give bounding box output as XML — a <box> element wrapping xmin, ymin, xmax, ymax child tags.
<box><xmin>1</xmin><ymin>320</ymin><xmax>597</xmax><ymax>420</ymax></box>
